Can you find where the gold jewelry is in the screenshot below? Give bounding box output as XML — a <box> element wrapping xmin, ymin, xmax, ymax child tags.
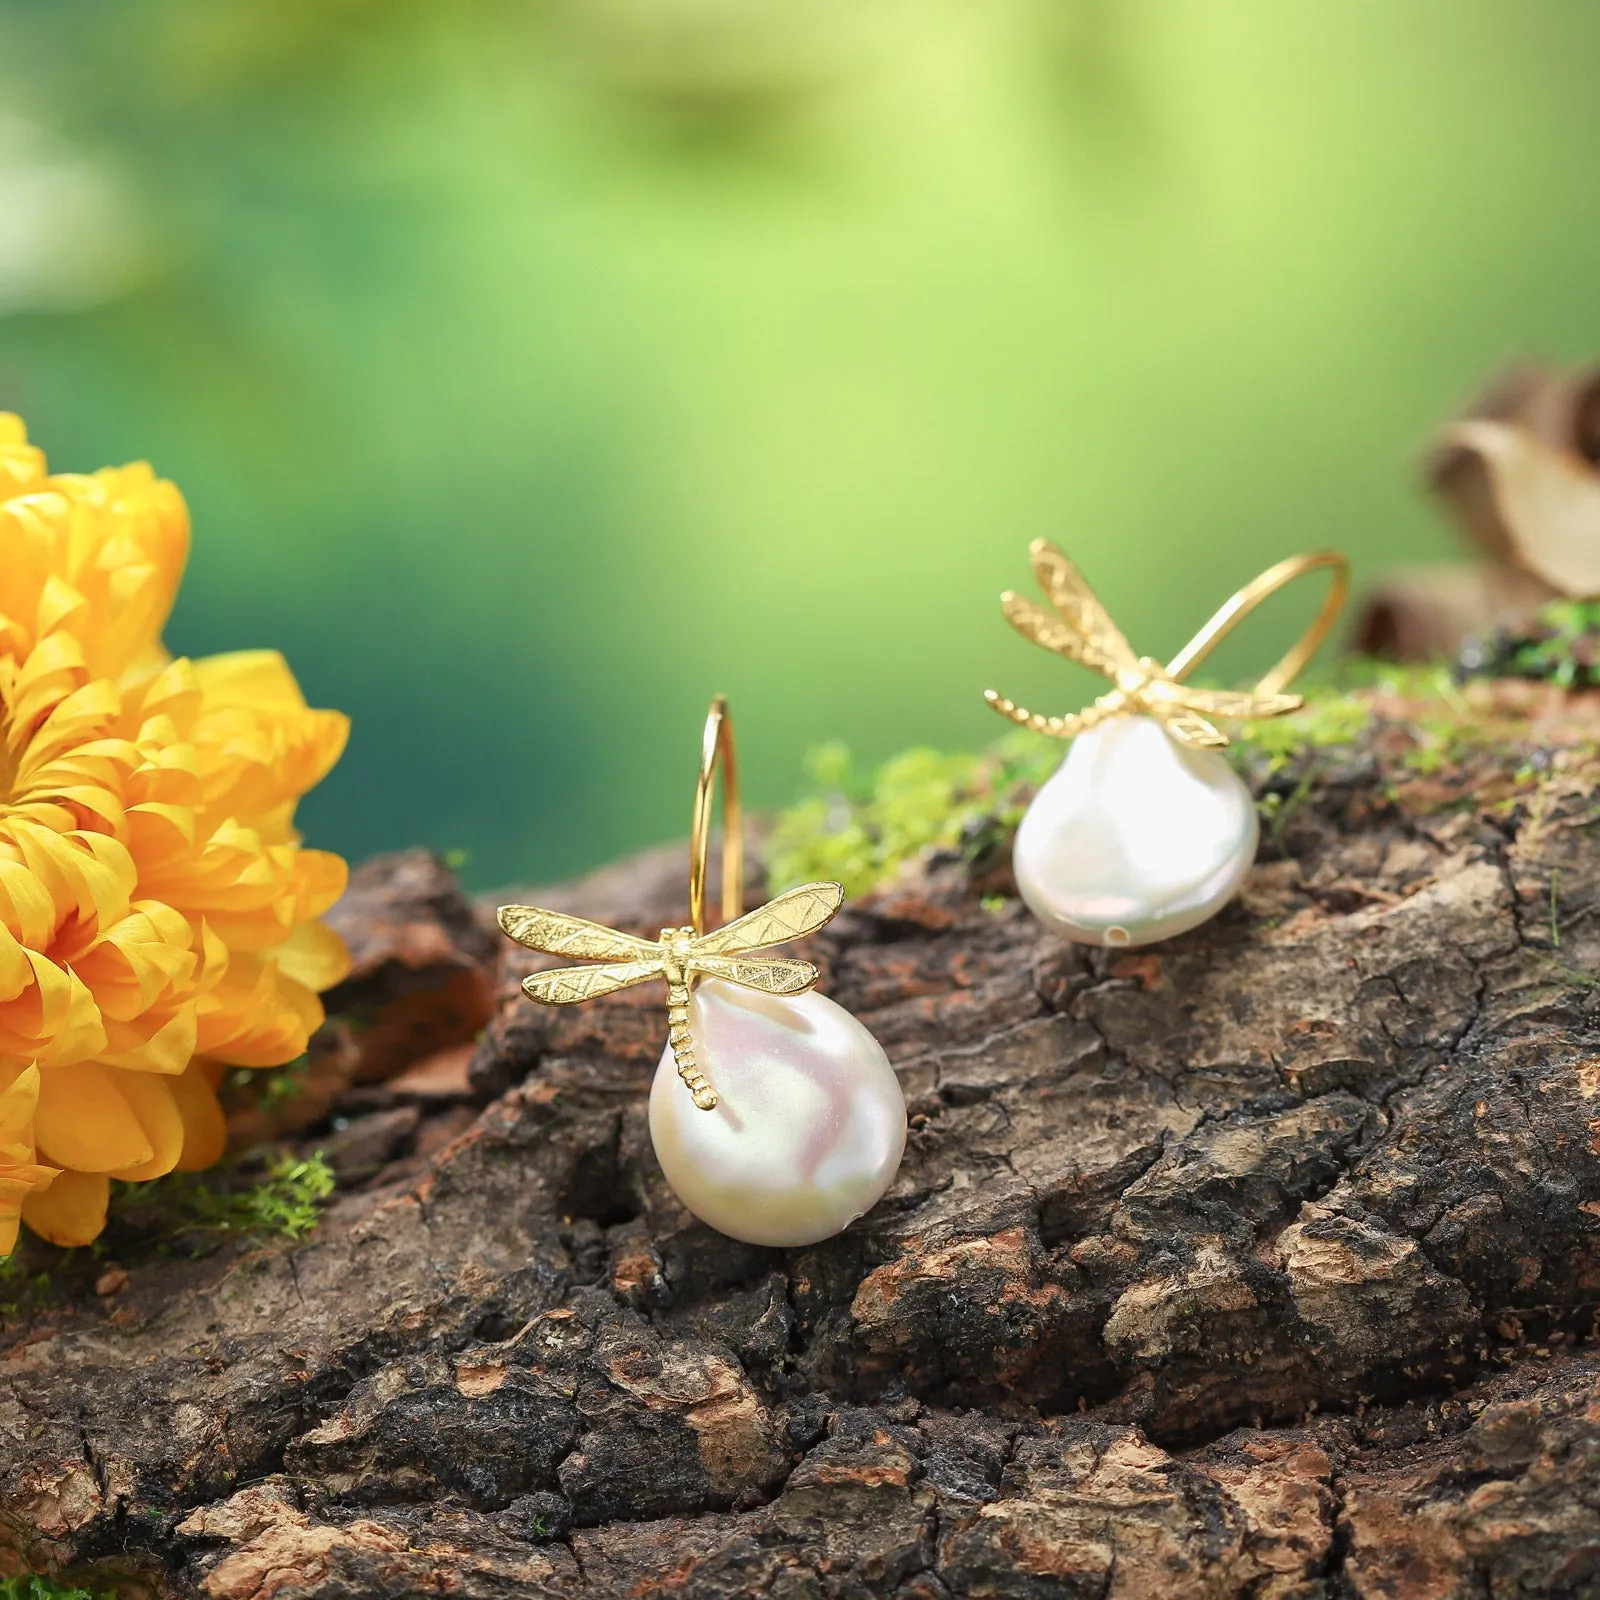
<box><xmin>986</xmin><ymin>540</ymin><xmax>1351</xmax><ymax>950</ymax></box>
<box><xmin>497</xmin><ymin>697</ymin><xmax>844</xmax><ymax>1111</ymax></box>
<box><xmin>497</xmin><ymin>699</ymin><xmax>907</xmax><ymax>1247</ymax></box>
<box><xmin>984</xmin><ymin>541</ymin><xmax>1350</xmax><ymax>749</ymax></box>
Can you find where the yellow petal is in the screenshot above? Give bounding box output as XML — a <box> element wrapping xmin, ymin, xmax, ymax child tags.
<box><xmin>8</xmin><ymin>819</ymin><xmax>134</xmax><ymax>931</ymax></box>
<box><xmin>0</xmin><ymin>1188</ymin><xmax>24</xmax><ymax>1255</ymax></box>
<box><xmin>74</xmin><ymin>905</ymin><xmax>196</xmax><ymax>1022</ymax></box>
<box><xmin>295</xmin><ymin>850</ymin><xmax>349</xmax><ymax>920</ymax></box>
<box><xmin>36</xmin><ymin>573</ymin><xmax>88</xmax><ymax>640</ymax></box>
<box><xmin>0</xmin><ymin>951</ymin><xmax>108</xmax><ymax>1068</ymax></box>
<box><xmin>0</xmin><ymin>1063</ymin><xmax>41</xmax><ymax>1144</ymax></box>
<box><xmin>0</xmin><ymin>411</ymin><xmax>46</xmax><ymax>495</ymax></box>
<box><xmin>0</xmin><ymin>1169</ymin><xmax>56</xmax><ymax>1254</ymax></box>
<box><xmin>7</xmin><ymin>956</ymin><xmax>108</xmax><ymax>1068</ymax></box>
<box><xmin>22</xmin><ymin>1168</ymin><xmax>108</xmax><ymax>1247</ymax></box>
<box><xmin>106</xmin><ymin>1069</ymin><xmax>185</xmax><ymax>1180</ymax></box>
<box><xmin>35</xmin><ymin>1060</ymin><xmax>154</xmax><ymax>1172</ymax></box>
<box><xmin>101</xmin><ymin>1004</ymin><xmax>198</xmax><ymax>1075</ymax></box>
<box><xmin>0</xmin><ymin>854</ymin><xmax>62</xmax><ymax>947</ymax></box>
<box><xmin>192</xmin><ymin>649</ymin><xmax>307</xmax><ymax>711</ymax></box>
<box><xmin>274</xmin><ymin>919</ymin><xmax>351</xmax><ymax>993</ymax></box>
<box><xmin>171</xmin><ymin>1061</ymin><xmax>227</xmax><ymax>1171</ymax></box>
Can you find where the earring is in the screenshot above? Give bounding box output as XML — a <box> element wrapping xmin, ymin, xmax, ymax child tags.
<box><xmin>985</xmin><ymin>541</ymin><xmax>1349</xmax><ymax>948</ymax></box>
<box><xmin>498</xmin><ymin>697</ymin><xmax>906</xmax><ymax>1247</ymax></box>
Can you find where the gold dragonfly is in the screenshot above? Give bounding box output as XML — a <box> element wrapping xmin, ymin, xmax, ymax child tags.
<box><xmin>497</xmin><ymin>881</ymin><xmax>844</xmax><ymax>1112</ymax></box>
<box><xmin>984</xmin><ymin>538</ymin><xmax>1306</xmax><ymax>750</ymax></box>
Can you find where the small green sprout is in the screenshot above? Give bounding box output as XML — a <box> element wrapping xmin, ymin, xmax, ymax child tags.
<box><xmin>0</xmin><ymin>1576</ymin><xmax>111</xmax><ymax>1600</ymax></box>
<box><xmin>1480</xmin><ymin>598</ymin><xmax>1600</xmax><ymax>689</ymax></box>
<box><xmin>1232</xmin><ymin>684</ymin><xmax>1374</xmax><ymax>773</ymax></box>
<box><xmin>765</xmin><ymin>734</ymin><xmax>1057</xmax><ymax>897</ymax></box>
<box><xmin>115</xmin><ymin>1151</ymin><xmax>337</xmax><ymax>1254</ymax></box>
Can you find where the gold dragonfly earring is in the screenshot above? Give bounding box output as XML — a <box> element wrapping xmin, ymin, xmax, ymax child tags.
<box><xmin>498</xmin><ymin>697</ymin><xmax>906</xmax><ymax>1247</ymax></box>
<box><xmin>986</xmin><ymin>540</ymin><xmax>1348</xmax><ymax>948</ymax></box>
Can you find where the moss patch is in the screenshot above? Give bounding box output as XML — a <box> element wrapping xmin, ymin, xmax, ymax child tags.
<box><xmin>1469</xmin><ymin>597</ymin><xmax>1600</xmax><ymax>689</ymax></box>
<box><xmin>0</xmin><ymin>1151</ymin><xmax>337</xmax><ymax>1315</ymax></box>
<box><xmin>110</xmin><ymin>1150</ymin><xmax>336</xmax><ymax>1254</ymax></box>
<box><xmin>765</xmin><ymin>735</ymin><xmax>1058</xmax><ymax>897</ymax></box>
<box><xmin>0</xmin><ymin>1577</ymin><xmax>111</xmax><ymax>1600</ymax></box>
<box><xmin>220</xmin><ymin>1053</ymin><xmax>312</xmax><ymax>1115</ymax></box>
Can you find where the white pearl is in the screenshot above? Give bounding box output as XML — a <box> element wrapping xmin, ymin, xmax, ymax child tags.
<box><xmin>1013</xmin><ymin>714</ymin><xmax>1259</xmax><ymax>948</ymax></box>
<box><xmin>648</xmin><ymin>980</ymin><xmax>906</xmax><ymax>1247</ymax></box>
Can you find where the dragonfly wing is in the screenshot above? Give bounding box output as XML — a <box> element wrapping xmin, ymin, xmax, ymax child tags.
<box><xmin>499</xmin><ymin>905</ymin><xmax>659</xmax><ymax>961</ymax></box>
<box><xmin>692</xmin><ymin>953</ymin><xmax>819</xmax><ymax>996</ymax></box>
<box><xmin>522</xmin><ymin>959</ymin><xmax>662</xmax><ymax>1005</ymax></box>
<box><xmin>999</xmin><ymin>593</ymin><xmax>1118</xmax><ymax>673</ymax></box>
<box><xmin>1002</xmin><ymin>590</ymin><xmax>1134</xmax><ymax>681</ymax></box>
<box><xmin>694</xmin><ymin>881</ymin><xmax>844</xmax><ymax>956</ymax></box>
<box><xmin>1179</xmin><ymin>688</ymin><xmax>1304</xmax><ymax>721</ymax></box>
<box><xmin>1028</xmin><ymin>540</ymin><xmax>1140</xmax><ymax>675</ymax></box>
<box><xmin>1158</xmin><ymin>708</ymin><xmax>1230</xmax><ymax>749</ymax></box>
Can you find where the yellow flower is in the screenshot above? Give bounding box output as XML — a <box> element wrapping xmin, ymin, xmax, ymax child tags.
<box><xmin>0</xmin><ymin>1067</ymin><xmax>55</xmax><ymax>1254</ymax></box>
<box><xmin>0</xmin><ymin>415</ymin><xmax>350</xmax><ymax>1249</ymax></box>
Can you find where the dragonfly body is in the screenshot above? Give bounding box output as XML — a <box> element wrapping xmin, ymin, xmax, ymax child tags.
<box><xmin>658</xmin><ymin>925</ymin><xmax>716</xmax><ymax>1109</ymax></box>
<box><xmin>498</xmin><ymin>882</ymin><xmax>845</xmax><ymax>1111</ymax></box>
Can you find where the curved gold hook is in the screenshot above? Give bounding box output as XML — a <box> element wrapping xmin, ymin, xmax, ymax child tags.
<box><xmin>1164</xmin><ymin>550</ymin><xmax>1350</xmax><ymax>695</ymax></box>
<box><xmin>688</xmin><ymin>695</ymin><xmax>743</xmax><ymax>938</ymax></box>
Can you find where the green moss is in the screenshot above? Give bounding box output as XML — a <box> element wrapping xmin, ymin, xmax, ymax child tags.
<box><xmin>765</xmin><ymin>734</ymin><xmax>1058</xmax><ymax>897</ymax></box>
<box><xmin>117</xmin><ymin>1151</ymin><xmax>336</xmax><ymax>1251</ymax></box>
<box><xmin>0</xmin><ymin>1153</ymin><xmax>337</xmax><ymax>1303</ymax></box>
<box><xmin>0</xmin><ymin>1576</ymin><xmax>110</xmax><ymax>1600</ymax></box>
<box><xmin>1474</xmin><ymin>597</ymin><xmax>1600</xmax><ymax>688</ymax></box>
<box><xmin>1254</xmin><ymin>766</ymin><xmax>1318</xmax><ymax>846</ymax></box>
<box><xmin>0</xmin><ymin>1253</ymin><xmax>58</xmax><ymax>1317</ymax></box>
<box><xmin>223</xmin><ymin>1054</ymin><xmax>311</xmax><ymax>1113</ymax></box>
<box><xmin>1405</xmin><ymin>693</ymin><xmax>1486</xmax><ymax>777</ymax></box>
<box><xmin>1232</xmin><ymin>684</ymin><xmax>1375</xmax><ymax>772</ymax></box>
<box><xmin>1231</xmin><ymin>663</ymin><xmax>1473</xmax><ymax>774</ymax></box>
<box><xmin>1532</xmin><ymin>955</ymin><xmax>1600</xmax><ymax>995</ymax></box>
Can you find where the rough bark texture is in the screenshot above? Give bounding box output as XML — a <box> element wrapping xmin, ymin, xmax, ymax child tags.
<box><xmin>5</xmin><ymin>687</ymin><xmax>1600</xmax><ymax>1599</ymax></box>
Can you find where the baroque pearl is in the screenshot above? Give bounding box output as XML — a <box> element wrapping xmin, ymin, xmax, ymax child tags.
<box><xmin>648</xmin><ymin>979</ymin><xmax>906</xmax><ymax>1247</ymax></box>
<box><xmin>1014</xmin><ymin>714</ymin><xmax>1258</xmax><ymax>948</ymax></box>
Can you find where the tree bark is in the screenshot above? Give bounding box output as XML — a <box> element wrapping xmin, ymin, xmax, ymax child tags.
<box><xmin>5</xmin><ymin>689</ymin><xmax>1600</xmax><ymax>1598</ymax></box>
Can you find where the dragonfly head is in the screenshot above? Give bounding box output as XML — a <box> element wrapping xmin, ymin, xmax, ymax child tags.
<box><xmin>1115</xmin><ymin>657</ymin><xmax>1167</xmax><ymax>701</ymax></box>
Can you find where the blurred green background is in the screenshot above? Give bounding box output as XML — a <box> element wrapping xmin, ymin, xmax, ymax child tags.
<box><xmin>2</xmin><ymin>0</ymin><xmax>1597</xmax><ymax>888</ymax></box>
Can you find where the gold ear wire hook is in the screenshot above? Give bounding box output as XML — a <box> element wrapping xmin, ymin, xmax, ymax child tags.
<box><xmin>497</xmin><ymin>696</ymin><xmax>844</xmax><ymax>1116</ymax></box>
<box><xmin>689</xmin><ymin>694</ymin><xmax>742</xmax><ymax>937</ymax></box>
<box><xmin>984</xmin><ymin>543</ymin><xmax>1350</xmax><ymax>750</ymax></box>
<box><xmin>1163</xmin><ymin>550</ymin><xmax>1351</xmax><ymax>696</ymax></box>
<box><xmin>672</xmin><ymin>695</ymin><xmax>742</xmax><ymax>1109</ymax></box>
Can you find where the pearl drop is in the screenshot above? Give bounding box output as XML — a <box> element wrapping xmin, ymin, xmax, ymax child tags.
<box><xmin>1013</xmin><ymin>714</ymin><xmax>1259</xmax><ymax>948</ymax></box>
<box><xmin>648</xmin><ymin>980</ymin><xmax>906</xmax><ymax>1247</ymax></box>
